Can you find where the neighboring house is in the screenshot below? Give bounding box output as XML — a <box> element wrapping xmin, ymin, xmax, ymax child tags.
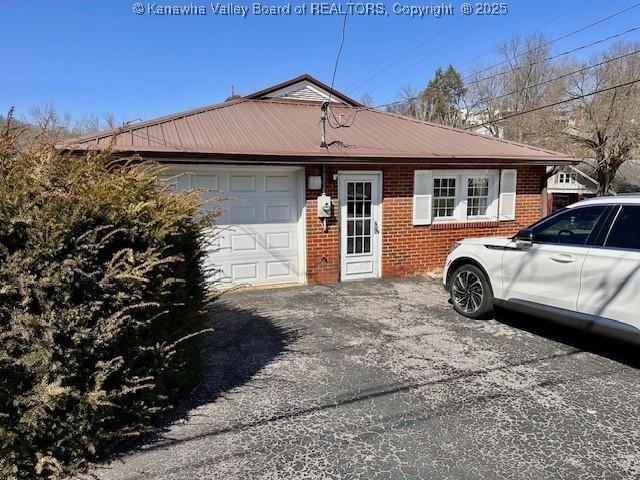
<box><xmin>546</xmin><ymin>166</ymin><xmax>598</xmax><ymax>211</ymax></box>
<box><xmin>61</xmin><ymin>74</ymin><xmax>575</xmax><ymax>288</ymax></box>
<box><xmin>461</xmin><ymin>109</ymin><xmax>504</xmax><ymax>138</ymax></box>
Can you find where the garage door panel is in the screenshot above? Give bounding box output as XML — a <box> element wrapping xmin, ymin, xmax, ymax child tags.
<box><xmin>207</xmin><ymin>257</ymin><xmax>299</xmax><ymax>286</ymax></box>
<box><xmin>228</xmin><ymin>174</ymin><xmax>256</xmax><ymax>192</ymax></box>
<box><xmin>266</xmin><ymin>232</ymin><xmax>291</xmax><ymax>250</ymax></box>
<box><xmin>219</xmin><ymin>198</ymin><xmax>298</xmax><ymax>224</ymax></box>
<box><xmin>265</xmin><ymin>174</ymin><xmax>293</xmax><ymax>192</ymax></box>
<box><xmin>165</xmin><ymin>166</ymin><xmax>301</xmax><ymax>288</ymax></box>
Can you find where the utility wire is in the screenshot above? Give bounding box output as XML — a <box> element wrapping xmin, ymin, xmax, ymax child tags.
<box><xmin>468</xmin><ymin>25</ymin><xmax>640</xmax><ymax>85</ymax></box>
<box><xmin>327</xmin><ymin>13</ymin><xmax>348</xmax><ymax>104</ymax></box>
<box><xmin>462</xmin><ymin>48</ymin><xmax>640</xmax><ymax>113</ymax></box>
<box><xmin>464</xmin><ymin>1</ymin><xmax>640</xmax><ymax>81</ymax></box>
<box><xmin>463</xmin><ymin>78</ymin><xmax>640</xmax><ymax>130</ymax></box>
<box><xmin>350</xmin><ymin>2</ymin><xmax>640</xmax><ymax>97</ymax></box>
<box><xmin>349</xmin><ymin>17</ymin><xmax>461</xmax><ymax>94</ymax></box>
<box><xmin>368</xmin><ymin>28</ymin><xmax>640</xmax><ymax>112</ymax></box>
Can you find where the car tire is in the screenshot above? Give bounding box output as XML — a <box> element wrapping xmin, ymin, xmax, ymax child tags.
<box><xmin>449</xmin><ymin>264</ymin><xmax>493</xmax><ymax>319</ymax></box>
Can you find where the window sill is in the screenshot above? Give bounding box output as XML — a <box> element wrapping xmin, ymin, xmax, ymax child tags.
<box><xmin>431</xmin><ymin>220</ymin><xmax>502</xmax><ymax>230</ymax></box>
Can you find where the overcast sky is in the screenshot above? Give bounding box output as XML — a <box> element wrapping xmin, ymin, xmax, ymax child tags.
<box><xmin>2</xmin><ymin>0</ymin><xmax>638</xmax><ymax>125</ymax></box>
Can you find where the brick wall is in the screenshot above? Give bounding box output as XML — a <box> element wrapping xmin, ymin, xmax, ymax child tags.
<box><xmin>304</xmin><ymin>164</ymin><xmax>545</xmax><ymax>284</ymax></box>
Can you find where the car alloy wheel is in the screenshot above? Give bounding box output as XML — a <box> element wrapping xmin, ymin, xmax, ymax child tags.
<box><xmin>452</xmin><ymin>270</ymin><xmax>484</xmax><ymax>314</ymax></box>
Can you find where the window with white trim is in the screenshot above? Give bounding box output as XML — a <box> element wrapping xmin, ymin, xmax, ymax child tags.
<box><xmin>422</xmin><ymin>169</ymin><xmax>500</xmax><ymax>223</ymax></box>
<box><xmin>558</xmin><ymin>172</ymin><xmax>577</xmax><ymax>184</ymax></box>
<box><xmin>432</xmin><ymin>177</ymin><xmax>457</xmax><ymax>219</ymax></box>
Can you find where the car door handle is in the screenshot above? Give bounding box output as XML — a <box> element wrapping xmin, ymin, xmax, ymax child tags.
<box><xmin>550</xmin><ymin>254</ymin><xmax>576</xmax><ymax>263</ymax></box>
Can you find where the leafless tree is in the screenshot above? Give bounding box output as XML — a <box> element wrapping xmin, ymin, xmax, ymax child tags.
<box><xmin>562</xmin><ymin>42</ymin><xmax>640</xmax><ymax>195</ymax></box>
<box><xmin>359</xmin><ymin>93</ymin><xmax>374</xmax><ymax>107</ymax></box>
<box><xmin>466</xmin><ymin>32</ymin><xmax>566</xmax><ymax>148</ymax></box>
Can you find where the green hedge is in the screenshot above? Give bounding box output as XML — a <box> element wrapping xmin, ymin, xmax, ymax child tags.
<box><xmin>0</xmin><ymin>124</ymin><xmax>218</xmax><ymax>479</ymax></box>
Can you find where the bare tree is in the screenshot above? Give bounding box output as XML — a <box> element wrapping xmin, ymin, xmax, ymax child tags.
<box><xmin>466</xmin><ymin>32</ymin><xmax>566</xmax><ymax>148</ymax></box>
<box><xmin>76</xmin><ymin>113</ymin><xmax>118</xmax><ymax>133</ymax></box>
<box><xmin>562</xmin><ymin>43</ymin><xmax>640</xmax><ymax>195</ymax></box>
<box><xmin>359</xmin><ymin>93</ymin><xmax>374</xmax><ymax>107</ymax></box>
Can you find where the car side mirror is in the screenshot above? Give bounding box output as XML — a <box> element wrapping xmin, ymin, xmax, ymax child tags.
<box><xmin>515</xmin><ymin>228</ymin><xmax>533</xmax><ymax>248</ymax></box>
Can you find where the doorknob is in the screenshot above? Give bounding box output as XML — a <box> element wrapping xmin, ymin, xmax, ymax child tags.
<box><xmin>550</xmin><ymin>254</ymin><xmax>576</xmax><ymax>263</ymax></box>
<box><xmin>374</xmin><ymin>221</ymin><xmax>380</xmax><ymax>234</ymax></box>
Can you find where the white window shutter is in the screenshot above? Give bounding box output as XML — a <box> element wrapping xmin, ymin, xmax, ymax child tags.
<box><xmin>499</xmin><ymin>169</ymin><xmax>517</xmax><ymax>221</ymax></box>
<box><xmin>413</xmin><ymin>170</ymin><xmax>433</xmax><ymax>225</ymax></box>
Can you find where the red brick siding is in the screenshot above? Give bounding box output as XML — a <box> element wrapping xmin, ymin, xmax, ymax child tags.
<box><xmin>304</xmin><ymin>165</ymin><xmax>545</xmax><ymax>284</ymax></box>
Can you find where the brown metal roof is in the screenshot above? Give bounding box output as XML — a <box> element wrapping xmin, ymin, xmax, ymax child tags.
<box><xmin>61</xmin><ymin>92</ymin><xmax>576</xmax><ymax>166</ymax></box>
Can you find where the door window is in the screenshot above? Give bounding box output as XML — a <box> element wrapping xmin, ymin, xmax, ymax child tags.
<box><xmin>605</xmin><ymin>206</ymin><xmax>640</xmax><ymax>250</ymax></box>
<box><xmin>346</xmin><ymin>181</ymin><xmax>372</xmax><ymax>255</ymax></box>
<box><xmin>532</xmin><ymin>205</ymin><xmax>606</xmax><ymax>245</ymax></box>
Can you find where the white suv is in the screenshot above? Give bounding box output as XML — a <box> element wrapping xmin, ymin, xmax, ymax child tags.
<box><xmin>443</xmin><ymin>196</ymin><xmax>640</xmax><ymax>343</ymax></box>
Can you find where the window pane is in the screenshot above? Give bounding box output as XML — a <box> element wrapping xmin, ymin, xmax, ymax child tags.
<box><xmin>347</xmin><ymin>220</ymin><xmax>354</xmax><ymax>236</ymax></box>
<box><xmin>467</xmin><ymin>177</ymin><xmax>489</xmax><ymax>217</ymax></box>
<box><xmin>606</xmin><ymin>206</ymin><xmax>640</xmax><ymax>250</ymax></box>
<box><xmin>347</xmin><ymin>238</ymin><xmax>354</xmax><ymax>254</ymax></box>
<box><xmin>364</xmin><ymin>182</ymin><xmax>371</xmax><ymax>199</ymax></box>
<box><xmin>363</xmin><ymin>237</ymin><xmax>371</xmax><ymax>253</ymax></box>
<box><xmin>355</xmin><ymin>220</ymin><xmax>363</xmax><ymax>235</ymax></box>
<box><xmin>433</xmin><ymin>177</ymin><xmax>456</xmax><ymax>218</ymax></box>
<box><xmin>355</xmin><ymin>237</ymin><xmax>363</xmax><ymax>254</ymax></box>
<box><xmin>347</xmin><ymin>182</ymin><xmax>354</xmax><ymax>199</ymax></box>
<box><xmin>532</xmin><ymin>206</ymin><xmax>606</xmax><ymax>245</ymax></box>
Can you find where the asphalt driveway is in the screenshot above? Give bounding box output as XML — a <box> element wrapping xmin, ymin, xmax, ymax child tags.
<box><xmin>93</xmin><ymin>278</ymin><xmax>640</xmax><ymax>480</ymax></box>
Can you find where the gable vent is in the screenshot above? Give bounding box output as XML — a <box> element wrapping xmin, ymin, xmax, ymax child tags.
<box><xmin>280</xmin><ymin>85</ymin><xmax>329</xmax><ymax>102</ymax></box>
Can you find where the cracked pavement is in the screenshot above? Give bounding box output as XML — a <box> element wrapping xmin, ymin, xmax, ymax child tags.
<box><xmin>91</xmin><ymin>278</ymin><xmax>640</xmax><ymax>479</ymax></box>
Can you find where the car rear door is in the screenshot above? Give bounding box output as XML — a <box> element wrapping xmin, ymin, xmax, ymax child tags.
<box><xmin>501</xmin><ymin>205</ymin><xmax>609</xmax><ymax>311</ymax></box>
<box><xmin>577</xmin><ymin>205</ymin><xmax>640</xmax><ymax>330</ymax></box>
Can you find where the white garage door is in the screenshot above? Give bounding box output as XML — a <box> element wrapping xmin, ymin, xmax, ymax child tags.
<box><xmin>165</xmin><ymin>165</ymin><xmax>304</xmax><ymax>288</ymax></box>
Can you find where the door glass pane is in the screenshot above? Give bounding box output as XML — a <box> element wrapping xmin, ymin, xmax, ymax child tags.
<box><xmin>605</xmin><ymin>206</ymin><xmax>640</xmax><ymax>250</ymax></box>
<box><xmin>347</xmin><ymin>238</ymin><xmax>354</xmax><ymax>254</ymax></box>
<box><xmin>345</xmin><ymin>181</ymin><xmax>373</xmax><ymax>256</ymax></box>
<box><xmin>532</xmin><ymin>206</ymin><xmax>606</xmax><ymax>245</ymax></box>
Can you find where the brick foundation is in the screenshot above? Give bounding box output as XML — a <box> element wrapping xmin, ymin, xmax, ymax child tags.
<box><xmin>305</xmin><ymin>164</ymin><xmax>545</xmax><ymax>284</ymax></box>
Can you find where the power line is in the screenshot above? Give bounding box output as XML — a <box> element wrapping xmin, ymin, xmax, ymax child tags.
<box><xmin>331</xmin><ymin>49</ymin><xmax>640</xmax><ymax>130</ymax></box>
<box><xmin>351</xmin><ymin>1</ymin><xmax>640</xmax><ymax>97</ymax></box>
<box><xmin>464</xmin><ymin>1</ymin><xmax>640</xmax><ymax>81</ymax></box>
<box><xmin>463</xmin><ymin>48</ymin><xmax>640</xmax><ymax>113</ymax></box>
<box><xmin>349</xmin><ymin>17</ymin><xmax>461</xmax><ymax>94</ymax></box>
<box><xmin>468</xmin><ymin>25</ymin><xmax>640</xmax><ymax>85</ymax></box>
<box><xmin>464</xmin><ymin>78</ymin><xmax>640</xmax><ymax>130</ymax></box>
<box><xmin>327</xmin><ymin>13</ymin><xmax>348</xmax><ymax>104</ymax></box>
<box><xmin>368</xmin><ymin>28</ymin><xmax>640</xmax><ymax>112</ymax></box>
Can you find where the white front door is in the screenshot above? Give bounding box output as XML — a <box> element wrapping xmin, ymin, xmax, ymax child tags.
<box><xmin>339</xmin><ymin>172</ymin><xmax>382</xmax><ymax>281</ymax></box>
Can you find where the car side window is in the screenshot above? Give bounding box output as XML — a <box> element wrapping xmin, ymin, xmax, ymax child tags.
<box><xmin>605</xmin><ymin>206</ymin><xmax>640</xmax><ymax>250</ymax></box>
<box><xmin>532</xmin><ymin>205</ymin><xmax>607</xmax><ymax>245</ymax></box>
